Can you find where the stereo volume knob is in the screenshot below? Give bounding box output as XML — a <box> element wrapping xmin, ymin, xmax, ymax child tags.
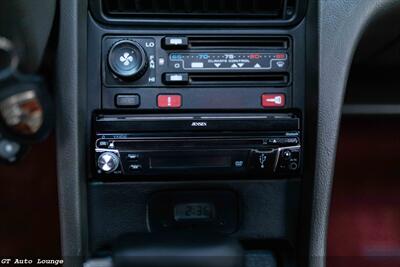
<box><xmin>108</xmin><ymin>40</ymin><xmax>148</xmax><ymax>80</ymax></box>
<box><xmin>98</xmin><ymin>152</ymin><xmax>120</xmax><ymax>173</ymax></box>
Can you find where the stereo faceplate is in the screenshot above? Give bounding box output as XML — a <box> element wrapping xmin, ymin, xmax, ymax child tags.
<box><xmin>93</xmin><ymin>114</ymin><xmax>301</xmax><ymax>180</ymax></box>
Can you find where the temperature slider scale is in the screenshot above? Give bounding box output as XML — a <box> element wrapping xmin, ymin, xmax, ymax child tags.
<box><xmin>169</xmin><ymin>52</ymin><xmax>289</xmax><ymax>72</ymax></box>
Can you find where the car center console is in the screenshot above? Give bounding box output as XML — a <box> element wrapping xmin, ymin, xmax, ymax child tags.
<box><xmin>82</xmin><ymin>0</ymin><xmax>312</xmax><ymax>266</ymax></box>
<box><xmin>57</xmin><ymin>0</ymin><xmax>398</xmax><ymax>266</ymax></box>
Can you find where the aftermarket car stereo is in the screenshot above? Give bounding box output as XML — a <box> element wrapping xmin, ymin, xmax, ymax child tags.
<box><xmin>93</xmin><ymin>113</ymin><xmax>301</xmax><ymax>180</ymax></box>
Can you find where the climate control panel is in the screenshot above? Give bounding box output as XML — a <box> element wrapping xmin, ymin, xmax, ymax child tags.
<box><xmin>103</xmin><ymin>36</ymin><xmax>291</xmax><ymax>87</ymax></box>
<box><xmin>101</xmin><ymin>35</ymin><xmax>292</xmax><ymax>110</ymax></box>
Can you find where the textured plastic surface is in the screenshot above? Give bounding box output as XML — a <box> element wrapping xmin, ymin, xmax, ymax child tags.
<box><xmin>309</xmin><ymin>1</ymin><xmax>400</xmax><ymax>267</ymax></box>
<box><xmin>88</xmin><ymin>180</ymin><xmax>301</xmax><ymax>252</ymax></box>
<box><xmin>112</xmin><ymin>232</ymin><xmax>244</xmax><ymax>267</ymax></box>
<box><xmin>57</xmin><ymin>0</ymin><xmax>89</xmax><ymax>264</ymax></box>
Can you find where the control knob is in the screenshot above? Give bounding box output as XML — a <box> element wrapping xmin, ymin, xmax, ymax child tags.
<box><xmin>282</xmin><ymin>150</ymin><xmax>292</xmax><ymax>159</ymax></box>
<box><xmin>98</xmin><ymin>152</ymin><xmax>120</xmax><ymax>173</ymax></box>
<box><xmin>108</xmin><ymin>40</ymin><xmax>148</xmax><ymax>80</ymax></box>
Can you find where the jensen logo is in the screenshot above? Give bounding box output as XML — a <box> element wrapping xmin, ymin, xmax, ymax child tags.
<box><xmin>191</xmin><ymin>122</ymin><xmax>207</xmax><ymax>127</ymax></box>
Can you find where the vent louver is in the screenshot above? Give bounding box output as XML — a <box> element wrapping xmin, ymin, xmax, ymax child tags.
<box><xmin>101</xmin><ymin>0</ymin><xmax>297</xmax><ymax>20</ymax></box>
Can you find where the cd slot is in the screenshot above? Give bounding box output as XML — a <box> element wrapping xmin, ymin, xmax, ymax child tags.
<box><xmin>189</xmin><ymin>72</ymin><xmax>289</xmax><ymax>86</ymax></box>
<box><xmin>188</xmin><ymin>37</ymin><xmax>289</xmax><ymax>49</ymax></box>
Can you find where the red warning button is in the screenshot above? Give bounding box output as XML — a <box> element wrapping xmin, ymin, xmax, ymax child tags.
<box><xmin>157</xmin><ymin>94</ymin><xmax>182</xmax><ymax>108</ymax></box>
<box><xmin>262</xmin><ymin>94</ymin><xmax>285</xmax><ymax>108</ymax></box>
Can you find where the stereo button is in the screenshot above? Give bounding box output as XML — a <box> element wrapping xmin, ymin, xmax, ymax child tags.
<box><xmin>282</xmin><ymin>150</ymin><xmax>292</xmax><ymax>159</ymax></box>
<box><xmin>267</xmin><ymin>137</ymin><xmax>299</xmax><ymax>146</ymax></box>
<box><xmin>127</xmin><ymin>153</ymin><xmax>140</xmax><ymax>160</ymax></box>
<box><xmin>97</xmin><ymin>140</ymin><xmax>110</xmax><ymax>148</ymax></box>
<box><xmin>98</xmin><ymin>152</ymin><xmax>120</xmax><ymax>173</ymax></box>
<box><xmin>157</xmin><ymin>95</ymin><xmax>182</xmax><ymax>108</ymax></box>
<box><xmin>129</xmin><ymin>164</ymin><xmax>142</xmax><ymax>171</ymax></box>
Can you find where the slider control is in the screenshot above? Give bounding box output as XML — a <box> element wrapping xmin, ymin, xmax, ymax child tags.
<box><xmin>163</xmin><ymin>73</ymin><xmax>189</xmax><ymax>85</ymax></box>
<box><xmin>163</xmin><ymin>37</ymin><xmax>188</xmax><ymax>49</ymax></box>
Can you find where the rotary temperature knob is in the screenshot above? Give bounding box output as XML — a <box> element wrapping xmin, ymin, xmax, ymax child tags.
<box><xmin>108</xmin><ymin>40</ymin><xmax>148</xmax><ymax>80</ymax></box>
<box><xmin>98</xmin><ymin>152</ymin><xmax>120</xmax><ymax>173</ymax></box>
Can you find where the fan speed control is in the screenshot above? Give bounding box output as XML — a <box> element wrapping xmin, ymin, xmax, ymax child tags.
<box><xmin>108</xmin><ymin>40</ymin><xmax>148</xmax><ymax>80</ymax></box>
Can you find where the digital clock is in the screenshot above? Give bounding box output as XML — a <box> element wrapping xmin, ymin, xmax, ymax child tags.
<box><xmin>174</xmin><ymin>203</ymin><xmax>215</xmax><ymax>221</ymax></box>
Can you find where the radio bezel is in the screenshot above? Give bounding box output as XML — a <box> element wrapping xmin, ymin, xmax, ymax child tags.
<box><xmin>92</xmin><ymin>113</ymin><xmax>302</xmax><ymax>181</ymax></box>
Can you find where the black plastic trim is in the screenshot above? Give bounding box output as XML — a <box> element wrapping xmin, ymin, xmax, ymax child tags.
<box><xmin>56</xmin><ymin>0</ymin><xmax>89</xmax><ymax>263</ymax></box>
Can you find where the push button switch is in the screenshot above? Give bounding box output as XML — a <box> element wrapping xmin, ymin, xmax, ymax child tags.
<box><xmin>115</xmin><ymin>94</ymin><xmax>140</xmax><ymax>108</ymax></box>
<box><xmin>261</xmin><ymin>94</ymin><xmax>285</xmax><ymax>108</ymax></box>
<box><xmin>97</xmin><ymin>140</ymin><xmax>110</xmax><ymax>148</ymax></box>
<box><xmin>266</xmin><ymin>137</ymin><xmax>299</xmax><ymax>146</ymax></box>
<box><xmin>129</xmin><ymin>164</ymin><xmax>142</xmax><ymax>171</ymax></box>
<box><xmin>157</xmin><ymin>94</ymin><xmax>182</xmax><ymax>108</ymax></box>
<box><xmin>127</xmin><ymin>153</ymin><xmax>140</xmax><ymax>161</ymax></box>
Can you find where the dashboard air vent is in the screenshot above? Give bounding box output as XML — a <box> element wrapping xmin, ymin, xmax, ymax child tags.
<box><xmin>102</xmin><ymin>0</ymin><xmax>296</xmax><ymax>20</ymax></box>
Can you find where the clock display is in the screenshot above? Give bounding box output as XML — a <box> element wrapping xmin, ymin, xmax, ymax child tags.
<box><xmin>174</xmin><ymin>203</ymin><xmax>215</xmax><ymax>221</ymax></box>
